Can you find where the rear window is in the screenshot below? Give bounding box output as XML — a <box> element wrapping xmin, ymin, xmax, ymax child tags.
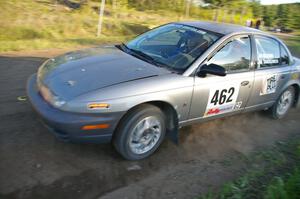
<box><xmin>255</xmin><ymin>36</ymin><xmax>280</xmax><ymax>68</ymax></box>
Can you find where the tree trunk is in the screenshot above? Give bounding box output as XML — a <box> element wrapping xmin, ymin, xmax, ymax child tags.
<box><xmin>213</xmin><ymin>9</ymin><xmax>219</xmax><ymax>21</ymax></box>
<box><xmin>222</xmin><ymin>9</ymin><xmax>226</xmax><ymax>23</ymax></box>
<box><xmin>97</xmin><ymin>0</ymin><xmax>106</xmax><ymax>37</ymax></box>
<box><xmin>230</xmin><ymin>10</ymin><xmax>235</xmax><ymax>24</ymax></box>
<box><xmin>185</xmin><ymin>0</ymin><xmax>190</xmax><ymax>18</ymax></box>
<box><xmin>112</xmin><ymin>0</ymin><xmax>117</xmax><ymax>10</ymax></box>
<box><xmin>113</xmin><ymin>0</ymin><xmax>117</xmax><ymax>20</ymax></box>
<box><xmin>240</xmin><ymin>6</ymin><xmax>246</xmax><ymax>25</ymax></box>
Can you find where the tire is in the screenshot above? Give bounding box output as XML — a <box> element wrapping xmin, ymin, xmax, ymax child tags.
<box><xmin>271</xmin><ymin>86</ymin><xmax>295</xmax><ymax>119</ymax></box>
<box><xmin>113</xmin><ymin>104</ymin><xmax>166</xmax><ymax>160</ymax></box>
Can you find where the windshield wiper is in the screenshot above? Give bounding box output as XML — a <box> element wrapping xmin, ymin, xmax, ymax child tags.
<box><xmin>119</xmin><ymin>43</ymin><xmax>154</xmax><ymax>60</ymax></box>
<box><xmin>118</xmin><ymin>43</ymin><xmax>174</xmax><ymax>70</ymax></box>
<box><xmin>129</xmin><ymin>48</ymin><xmax>155</xmax><ymax>62</ymax></box>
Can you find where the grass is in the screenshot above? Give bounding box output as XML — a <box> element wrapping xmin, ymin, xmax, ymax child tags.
<box><xmin>0</xmin><ymin>1</ymin><xmax>299</xmax><ymax>54</ymax></box>
<box><xmin>264</xmin><ymin>168</ymin><xmax>300</xmax><ymax>199</ymax></box>
<box><xmin>280</xmin><ymin>35</ymin><xmax>300</xmax><ymax>58</ymax></box>
<box><xmin>273</xmin><ymin>30</ymin><xmax>300</xmax><ymax>57</ymax></box>
<box><xmin>199</xmin><ymin>138</ymin><xmax>300</xmax><ymax>199</ymax></box>
<box><xmin>0</xmin><ymin>0</ymin><xmax>253</xmax><ymax>53</ymax></box>
<box><xmin>0</xmin><ymin>36</ymin><xmax>130</xmax><ymax>52</ymax></box>
<box><xmin>0</xmin><ymin>0</ymin><xmax>190</xmax><ymax>52</ymax></box>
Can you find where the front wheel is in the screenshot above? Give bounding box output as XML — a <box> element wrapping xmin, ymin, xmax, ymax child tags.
<box><xmin>113</xmin><ymin>104</ymin><xmax>166</xmax><ymax>160</ymax></box>
<box><xmin>271</xmin><ymin>86</ymin><xmax>295</xmax><ymax>119</ymax></box>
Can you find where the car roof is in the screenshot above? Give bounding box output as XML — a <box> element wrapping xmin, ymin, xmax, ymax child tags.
<box><xmin>176</xmin><ymin>21</ymin><xmax>263</xmax><ymax>35</ymax></box>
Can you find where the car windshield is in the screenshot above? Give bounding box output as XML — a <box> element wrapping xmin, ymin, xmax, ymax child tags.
<box><xmin>122</xmin><ymin>23</ymin><xmax>222</xmax><ymax>73</ymax></box>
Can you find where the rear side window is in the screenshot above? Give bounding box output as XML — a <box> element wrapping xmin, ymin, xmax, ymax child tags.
<box><xmin>280</xmin><ymin>44</ymin><xmax>289</xmax><ymax>65</ymax></box>
<box><xmin>255</xmin><ymin>36</ymin><xmax>280</xmax><ymax>68</ymax></box>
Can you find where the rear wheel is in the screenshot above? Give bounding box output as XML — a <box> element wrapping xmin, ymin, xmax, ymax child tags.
<box><xmin>271</xmin><ymin>86</ymin><xmax>295</xmax><ymax>119</ymax></box>
<box><xmin>113</xmin><ymin>104</ymin><xmax>166</xmax><ymax>160</ymax></box>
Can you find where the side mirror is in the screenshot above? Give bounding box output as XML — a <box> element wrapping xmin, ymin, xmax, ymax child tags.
<box><xmin>197</xmin><ymin>63</ymin><xmax>227</xmax><ymax>77</ymax></box>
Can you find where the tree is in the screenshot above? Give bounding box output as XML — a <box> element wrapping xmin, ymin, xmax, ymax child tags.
<box><xmin>251</xmin><ymin>0</ymin><xmax>262</xmax><ymax>18</ymax></box>
<box><xmin>276</xmin><ymin>4</ymin><xmax>290</xmax><ymax>28</ymax></box>
<box><xmin>288</xmin><ymin>3</ymin><xmax>300</xmax><ymax>30</ymax></box>
<box><xmin>262</xmin><ymin>6</ymin><xmax>271</xmax><ymax>27</ymax></box>
<box><xmin>203</xmin><ymin>0</ymin><xmax>247</xmax><ymax>22</ymax></box>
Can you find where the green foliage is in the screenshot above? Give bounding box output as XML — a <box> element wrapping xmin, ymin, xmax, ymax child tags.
<box><xmin>264</xmin><ymin>168</ymin><xmax>300</xmax><ymax>199</ymax></box>
<box><xmin>203</xmin><ymin>0</ymin><xmax>241</xmax><ymax>7</ymax></box>
<box><xmin>276</xmin><ymin>4</ymin><xmax>290</xmax><ymax>28</ymax></box>
<box><xmin>0</xmin><ymin>27</ymin><xmax>47</xmax><ymax>41</ymax></box>
<box><xmin>262</xmin><ymin>5</ymin><xmax>277</xmax><ymax>27</ymax></box>
<box><xmin>277</xmin><ymin>33</ymin><xmax>300</xmax><ymax>57</ymax></box>
<box><xmin>262</xmin><ymin>3</ymin><xmax>300</xmax><ymax>29</ymax></box>
<box><xmin>0</xmin><ymin>0</ymin><xmax>299</xmax><ymax>52</ymax></box>
<box><xmin>198</xmin><ymin>138</ymin><xmax>300</xmax><ymax>199</ymax></box>
<box><xmin>0</xmin><ymin>0</ymin><xmax>256</xmax><ymax>52</ymax></box>
<box><xmin>265</xmin><ymin>177</ymin><xmax>288</xmax><ymax>199</ymax></box>
<box><xmin>251</xmin><ymin>0</ymin><xmax>262</xmax><ymax>18</ymax></box>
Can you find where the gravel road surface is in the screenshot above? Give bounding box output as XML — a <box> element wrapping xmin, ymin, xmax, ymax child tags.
<box><xmin>0</xmin><ymin>52</ymin><xmax>299</xmax><ymax>199</ymax></box>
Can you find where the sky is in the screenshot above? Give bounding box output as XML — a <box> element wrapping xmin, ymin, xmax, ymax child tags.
<box><xmin>260</xmin><ymin>0</ymin><xmax>300</xmax><ymax>5</ymax></box>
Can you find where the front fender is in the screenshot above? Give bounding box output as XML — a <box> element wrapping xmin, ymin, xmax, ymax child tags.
<box><xmin>66</xmin><ymin>86</ymin><xmax>193</xmax><ymax>122</ymax></box>
<box><xmin>63</xmin><ymin>74</ymin><xmax>194</xmax><ymax>121</ymax></box>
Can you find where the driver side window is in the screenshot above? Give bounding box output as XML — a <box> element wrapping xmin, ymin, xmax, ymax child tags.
<box><xmin>207</xmin><ymin>36</ymin><xmax>251</xmax><ymax>72</ymax></box>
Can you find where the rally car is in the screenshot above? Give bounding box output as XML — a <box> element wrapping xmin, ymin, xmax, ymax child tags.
<box><xmin>27</xmin><ymin>21</ymin><xmax>300</xmax><ymax>160</ymax></box>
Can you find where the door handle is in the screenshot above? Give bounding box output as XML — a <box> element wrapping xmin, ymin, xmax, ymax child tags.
<box><xmin>280</xmin><ymin>75</ymin><xmax>286</xmax><ymax>79</ymax></box>
<box><xmin>241</xmin><ymin>81</ymin><xmax>249</xmax><ymax>86</ymax></box>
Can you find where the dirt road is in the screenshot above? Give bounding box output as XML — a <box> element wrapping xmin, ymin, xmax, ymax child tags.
<box><xmin>0</xmin><ymin>52</ymin><xmax>299</xmax><ymax>199</ymax></box>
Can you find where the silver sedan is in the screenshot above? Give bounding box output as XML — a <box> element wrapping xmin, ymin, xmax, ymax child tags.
<box><xmin>27</xmin><ymin>21</ymin><xmax>300</xmax><ymax>160</ymax></box>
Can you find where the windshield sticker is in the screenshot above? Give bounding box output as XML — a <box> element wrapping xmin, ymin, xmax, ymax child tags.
<box><xmin>260</xmin><ymin>74</ymin><xmax>278</xmax><ymax>95</ymax></box>
<box><xmin>262</xmin><ymin>59</ymin><xmax>279</xmax><ymax>64</ymax></box>
<box><xmin>260</xmin><ymin>53</ymin><xmax>274</xmax><ymax>59</ymax></box>
<box><xmin>204</xmin><ymin>83</ymin><xmax>240</xmax><ymax>117</ymax></box>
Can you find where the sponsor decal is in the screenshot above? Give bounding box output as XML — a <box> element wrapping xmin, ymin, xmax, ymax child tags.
<box><xmin>234</xmin><ymin>101</ymin><xmax>243</xmax><ymax>110</ymax></box>
<box><xmin>260</xmin><ymin>74</ymin><xmax>278</xmax><ymax>95</ymax></box>
<box><xmin>258</xmin><ymin>54</ymin><xmax>279</xmax><ymax>65</ymax></box>
<box><xmin>206</xmin><ymin>108</ymin><xmax>220</xmax><ymax>115</ymax></box>
<box><xmin>205</xmin><ymin>102</ymin><xmax>243</xmax><ymax>116</ymax></box>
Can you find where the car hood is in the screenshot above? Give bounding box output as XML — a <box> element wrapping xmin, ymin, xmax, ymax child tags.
<box><xmin>38</xmin><ymin>46</ymin><xmax>171</xmax><ymax>100</ymax></box>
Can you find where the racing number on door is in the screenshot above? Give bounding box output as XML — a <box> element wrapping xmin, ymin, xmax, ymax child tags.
<box><xmin>204</xmin><ymin>83</ymin><xmax>241</xmax><ymax>117</ymax></box>
<box><xmin>211</xmin><ymin>87</ymin><xmax>235</xmax><ymax>106</ymax></box>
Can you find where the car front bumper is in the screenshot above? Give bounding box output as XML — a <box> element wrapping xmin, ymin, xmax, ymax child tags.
<box><xmin>26</xmin><ymin>74</ymin><xmax>125</xmax><ymax>143</ymax></box>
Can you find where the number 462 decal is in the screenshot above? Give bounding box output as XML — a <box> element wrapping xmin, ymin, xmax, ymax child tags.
<box><xmin>211</xmin><ymin>87</ymin><xmax>235</xmax><ymax>106</ymax></box>
<box><xmin>204</xmin><ymin>83</ymin><xmax>240</xmax><ymax>117</ymax></box>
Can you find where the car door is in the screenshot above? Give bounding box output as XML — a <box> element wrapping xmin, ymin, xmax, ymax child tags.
<box><xmin>188</xmin><ymin>35</ymin><xmax>255</xmax><ymax>121</ymax></box>
<box><xmin>245</xmin><ymin>35</ymin><xmax>292</xmax><ymax>110</ymax></box>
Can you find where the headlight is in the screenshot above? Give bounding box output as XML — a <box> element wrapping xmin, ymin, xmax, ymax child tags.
<box><xmin>37</xmin><ymin>59</ymin><xmax>66</xmax><ymax>108</ymax></box>
<box><xmin>39</xmin><ymin>83</ymin><xmax>66</xmax><ymax>108</ymax></box>
<box><xmin>37</xmin><ymin>60</ymin><xmax>49</xmax><ymax>85</ymax></box>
